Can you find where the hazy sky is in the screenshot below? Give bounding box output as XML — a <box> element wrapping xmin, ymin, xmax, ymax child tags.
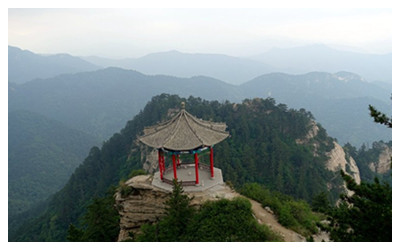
<box><xmin>8</xmin><ymin>8</ymin><xmax>392</xmax><ymax>58</ymax></box>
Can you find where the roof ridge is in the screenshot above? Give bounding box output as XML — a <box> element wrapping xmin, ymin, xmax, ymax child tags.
<box><xmin>140</xmin><ymin>110</ymin><xmax>181</xmax><ymax>137</ymax></box>
<box><xmin>185</xmin><ymin>111</ymin><xmax>229</xmax><ymax>134</ymax></box>
<box><xmin>162</xmin><ymin>110</ymin><xmax>188</xmax><ymax>148</ymax></box>
<box><xmin>182</xmin><ymin>110</ymin><xmax>204</xmax><ymax>146</ymax></box>
<box><xmin>138</xmin><ymin>108</ymin><xmax>229</xmax><ymax>150</ymax></box>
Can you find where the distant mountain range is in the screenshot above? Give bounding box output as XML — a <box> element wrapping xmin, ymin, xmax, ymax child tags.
<box><xmin>8</xmin><ymin>46</ymin><xmax>100</xmax><ymax>84</ymax></box>
<box><xmin>83</xmin><ymin>44</ymin><xmax>391</xmax><ymax>85</ymax></box>
<box><xmin>10</xmin><ymin>44</ymin><xmax>391</xmax><ymax>86</ymax></box>
<box><xmin>83</xmin><ymin>50</ymin><xmax>274</xmax><ymax>85</ymax></box>
<box><xmin>9</xmin><ymin>67</ymin><xmax>391</xmax><ymax>147</ymax></box>
<box><xmin>250</xmin><ymin>44</ymin><xmax>392</xmax><ymax>84</ymax></box>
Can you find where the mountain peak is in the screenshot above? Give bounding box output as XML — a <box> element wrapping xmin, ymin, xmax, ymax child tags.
<box><xmin>333</xmin><ymin>71</ymin><xmax>364</xmax><ymax>82</ymax></box>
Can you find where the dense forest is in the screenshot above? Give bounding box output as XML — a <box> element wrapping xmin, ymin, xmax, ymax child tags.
<box><xmin>8</xmin><ymin>110</ymin><xmax>99</xmax><ymax>218</ymax></box>
<box><xmin>9</xmin><ymin>94</ymin><xmax>391</xmax><ymax>242</ymax></box>
<box><xmin>10</xmin><ymin>94</ymin><xmax>342</xmax><ymax>241</ymax></box>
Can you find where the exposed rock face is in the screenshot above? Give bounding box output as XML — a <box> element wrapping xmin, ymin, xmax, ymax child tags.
<box><xmin>368</xmin><ymin>145</ymin><xmax>392</xmax><ymax>174</ymax></box>
<box><xmin>115</xmin><ymin>174</ymin><xmax>240</xmax><ymax>241</ymax></box>
<box><xmin>141</xmin><ymin>147</ymin><xmax>158</xmax><ymax>173</ymax></box>
<box><xmin>296</xmin><ymin>120</ymin><xmax>361</xmax><ymax>196</ymax></box>
<box><xmin>326</xmin><ymin>141</ymin><xmax>361</xmax><ymax>184</ymax></box>
<box><xmin>115</xmin><ymin>175</ymin><xmax>170</xmax><ymax>241</ymax></box>
<box><xmin>295</xmin><ymin>120</ymin><xmax>319</xmax><ymax>145</ymax></box>
<box><xmin>115</xmin><ymin>174</ymin><xmax>307</xmax><ymax>242</ymax></box>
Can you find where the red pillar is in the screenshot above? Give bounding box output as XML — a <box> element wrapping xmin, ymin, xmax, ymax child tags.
<box><xmin>158</xmin><ymin>150</ymin><xmax>163</xmax><ymax>180</ymax></box>
<box><xmin>172</xmin><ymin>154</ymin><xmax>177</xmax><ymax>180</ymax></box>
<box><xmin>161</xmin><ymin>152</ymin><xmax>165</xmax><ymax>174</ymax></box>
<box><xmin>210</xmin><ymin>147</ymin><xmax>214</xmax><ymax>178</ymax></box>
<box><xmin>194</xmin><ymin>153</ymin><xmax>199</xmax><ymax>185</ymax></box>
<box><xmin>177</xmin><ymin>154</ymin><xmax>180</xmax><ymax>166</ymax></box>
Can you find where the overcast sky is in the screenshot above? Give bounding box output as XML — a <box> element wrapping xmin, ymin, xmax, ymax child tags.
<box><xmin>8</xmin><ymin>8</ymin><xmax>392</xmax><ymax>58</ymax></box>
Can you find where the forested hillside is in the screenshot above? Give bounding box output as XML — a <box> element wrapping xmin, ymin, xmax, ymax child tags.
<box><xmin>10</xmin><ymin>94</ymin><xmax>348</xmax><ymax>241</ymax></box>
<box><xmin>240</xmin><ymin>72</ymin><xmax>392</xmax><ymax>146</ymax></box>
<box><xmin>8</xmin><ymin>110</ymin><xmax>100</xmax><ymax>218</ymax></box>
<box><xmin>9</xmin><ymin>68</ymin><xmax>391</xmax><ymax>146</ymax></box>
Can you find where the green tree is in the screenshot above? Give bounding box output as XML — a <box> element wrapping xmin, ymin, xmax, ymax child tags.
<box><xmin>329</xmin><ymin>101</ymin><xmax>392</xmax><ymax>242</ymax></box>
<box><xmin>185</xmin><ymin>197</ymin><xmax>281</xmax><ymax>241</ymax></box>
<box><xmin>368</xmin><ymin>105</ymin><xmax>392</xmax><ymax>128</ymax></box>
<box><xmin>66</xmin><ymin>224</ymin><xmax>84</xmax><ymax>242</ymax></box>
<box><xmin>138</xmin><ymin>179</ymin><xmax>194</xmax><ymax>241</ymax></box>
<box><xmin>311</xmin><ymin>192</ymin><xmax>331</xmax><ymax>213</ymax></box>
<box><xmin>329</xmin><ymin>171</ymin><xmax>392</xmax><ymax>241</ymax></box>
<box><xmin>67</xmin><ymin>190</ymin><xmax>120</xmax><ymax>242</ymax></box>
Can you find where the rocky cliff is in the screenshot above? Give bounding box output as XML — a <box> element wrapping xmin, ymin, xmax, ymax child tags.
<box><xmin>296</xmin><ymin>121</ymin><xmax>361</xmax><ymax>184</ymax></box>
<box><xmin>368</xmin><ymin>144</ymin><xmax>392</xmax><ymax>174</ymax></box>
<box><xmin>115</xmin><ymin>174</ymin><xmax>239</xmax><ymax>241</ymax></box>
<box><xmin>115</xmin><ymin>174</ymin><xmax>311</xmax><ymax>242</ymax></box>
<box><xmin>295</xmin><ymin>121</ymin><xmax>361</xmax><ymax>197</ymax></box>
<box><xmin>326</xmin><ymin>141</ymin><xmax>361</xmax><ymax>184</ymax></box>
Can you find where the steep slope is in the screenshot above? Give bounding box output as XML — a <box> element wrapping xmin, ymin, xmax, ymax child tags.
<box><xmin>8</xmin><ymin>46</ymin><xmax>100</xmax><ymax>84</ymax></box>
<box><xmin>11</xmin><ymin>95</ymin><xmax>356</xmax><ymax>241</ymax></box>
<box><xmin>343</xmin><ymin>141</ymin><xmax>392</xmax><ymax>184</ymax></box>
<box><xmin>8</xmin><ymin>110</ymin><xmax>100</xmax><ymax>217</ymax></box>
<box><xmin>250</xmin><ymin>44</ymin><xmax>392</xmax><ymax>83</ymax></box>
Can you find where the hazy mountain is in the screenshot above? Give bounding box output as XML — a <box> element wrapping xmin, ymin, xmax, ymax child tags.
<box><xmin>9</xmin><ymin>68</ymin><xmax>391</xmax><ymax>147</ymax></box>
<box><xmin>250</xmin><ymin>44</ymin><xmax>392</xmax><ymax>83</ymax></box>
<box><xmin>83</xmin><ymin>44</ymin><xmax>391</xmax><ymax>85</ymax></box>
<box><xmin>8</xmin><ymin>46</ymin><xmax>100</xmax><ymax>84</ymax></box>
<box><xmin>239</xmin><ymin>71</ymin><xmax>392</xmax><ymax>146</ymax></box>
<box><xmin>83</xmin><ymin>50</ymin><xmax>274</xmax><ymax>85</ymax></box>
<box><xmin>240</xmin><ymin>71</ymin><xmax>390</xmax><ymax>102</ymax></box>
<box><xmin>8</xmin><ymin>110</ymin><xmax>100</xmax><ymax>219</ymax></box>
<box><xmin>9</xmin><ymin>67</ymin><xmax>242</xmax><ymax>140</ymax></box>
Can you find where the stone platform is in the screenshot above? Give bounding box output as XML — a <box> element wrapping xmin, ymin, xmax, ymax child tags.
<box><xmin>151</xmin><ymin>165</ymin><xmax>224</xmax><ymax>192</ymax></box>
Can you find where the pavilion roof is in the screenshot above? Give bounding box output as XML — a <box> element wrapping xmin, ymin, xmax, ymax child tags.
<box><xmin>138</xmin><ymin>108</ymin><xmax>229</xmax><ymax>151</ymax></box>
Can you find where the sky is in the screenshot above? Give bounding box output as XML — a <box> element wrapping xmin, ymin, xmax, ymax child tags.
<box><xmin>8</xmin><ymin>7</ymin><xmax>392</xmax><ymax>58</ymax></box>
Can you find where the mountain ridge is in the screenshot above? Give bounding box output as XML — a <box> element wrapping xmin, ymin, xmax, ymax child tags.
<box><xmin>8</xmin><ymin>67</ymin><xmax>391</xmax><ymax>146</ymax></box>
<box><xmin>8</xmin><ymin>45</ymin><xmax>100</xmax><ymax>84</ymax></box>
<box><xmin>249</xmin><ymin>44</ymin><xmax>392</xmax><ymax>83</ymax></box>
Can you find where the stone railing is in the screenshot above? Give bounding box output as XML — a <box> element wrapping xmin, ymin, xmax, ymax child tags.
<box><xmin>162</xmin><ymin>162</ymin><xmax>211</xmax><ymax>186</ymax></box>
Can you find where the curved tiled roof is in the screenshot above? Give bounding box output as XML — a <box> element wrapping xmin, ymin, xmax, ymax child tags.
<box><xmin>139</xmin><ymin>109</ymin><xmax>229</xmax><ymax>151</ymax></box>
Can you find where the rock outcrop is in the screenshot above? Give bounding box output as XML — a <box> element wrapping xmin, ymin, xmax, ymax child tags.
<box><xmin>296</xmin><ymin>121</ymin><xmax>361</xmax><ymax>196</ymax></box>
<box><xmin>326</xmin><ymin>141</ymin><xmax>361</xmax><ymax>184</ymax></box>
<box><xmin>368</xmin><ymin>144</ymin><xmax>392</xmax><ymax>174</ymax></box>
<box><xmin>115</xmin><ymin>174</ymin><xmax>240</xmax><ymax>241</ymax></box>
<box><xmin>115</xmin><ymin>175</ymin><xmax>170</xmax><ymax>241</ymax></box>
<box><xmin>115</xmin><ymin>174</ymin><xmax>307</xmax><ymax>242</ymax></box>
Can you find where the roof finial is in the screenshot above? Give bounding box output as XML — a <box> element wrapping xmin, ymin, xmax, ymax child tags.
<box><xmin>181</xmin><ymin>101</ymin><xmax>186</xmax><ymax>110</ymax></box>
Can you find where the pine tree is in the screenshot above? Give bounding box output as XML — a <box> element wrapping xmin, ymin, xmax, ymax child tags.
<box><xmin>329</xmin><ymin>171</ymin><xmax>391</xmax><ymax>241</ymax></box>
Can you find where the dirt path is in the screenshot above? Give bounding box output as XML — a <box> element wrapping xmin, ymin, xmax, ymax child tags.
<box><xmin>192</xmin><ymin>183</ymin><xmax>328</xmax><ymax>242</ymax></box>
<box><xmin>247</xmin><ymin>198</ymin><xmax>306</xmax><ymax>242</ymax></box>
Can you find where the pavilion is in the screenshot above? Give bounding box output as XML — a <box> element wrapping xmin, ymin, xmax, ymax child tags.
<box><xmin>138</xmin><ymin>102</ymin><xmax>229</xmax><ymax>191</ymax></box>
